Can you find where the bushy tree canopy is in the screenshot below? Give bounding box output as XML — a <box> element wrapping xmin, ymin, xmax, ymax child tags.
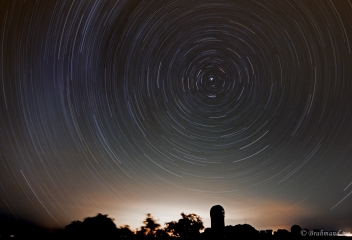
<box><xmin>165</xmin><ymin>212</ymin><xmax>204</xmax><ymax>238</ymax></box>
<box><xmin>136</xmin><ymin>213</ymin><xmax>167</xmax><ymax>237</ymax></box>
<box><xmin>65</xmin><ymin>213</ymin><xmax>134</xmax><ymax>239</ymax></box>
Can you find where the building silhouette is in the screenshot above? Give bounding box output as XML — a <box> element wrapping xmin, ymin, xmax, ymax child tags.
<box><xmin>210</xmin><ymin>205</ymin><xmax>225</xmax><ymax>236</ymax></box>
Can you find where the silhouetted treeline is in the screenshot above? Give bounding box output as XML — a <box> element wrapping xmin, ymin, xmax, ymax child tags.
<box><xmin>0</xmin><ymin>213</ymin><xmax>350</xmax><ymax>239</ymax></box>
<box><xmin>65</xmin><ymin>212</ymin><xmax>204</xmax><ymax>239</ymax></box>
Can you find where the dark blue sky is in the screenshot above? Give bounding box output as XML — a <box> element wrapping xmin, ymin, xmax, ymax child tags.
<box><xmin>1</xmin><ymin>0</ymin><xmax>352</xmax><ymax>232</ymax></box>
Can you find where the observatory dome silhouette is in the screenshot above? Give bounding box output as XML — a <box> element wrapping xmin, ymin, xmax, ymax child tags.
<box><xmin>210</xmin><ymin>205</ymin><xmax>225</xmax><ymax>231</ymax></box>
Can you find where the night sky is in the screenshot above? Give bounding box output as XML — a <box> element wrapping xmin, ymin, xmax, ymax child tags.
<box><xmin>1</xmin><ymin>0</ymin><xmax>352</xmax><ymax>232</ymax></box>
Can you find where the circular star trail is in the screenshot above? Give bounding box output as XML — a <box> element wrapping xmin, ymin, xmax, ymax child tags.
<box><xmin>1</xmin><ymin>0</ymin><xmax>352</xmax><ymax>231</ymax></box>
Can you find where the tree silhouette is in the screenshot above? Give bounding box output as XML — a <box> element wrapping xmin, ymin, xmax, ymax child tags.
<box><xmin>291</xmin><ymin>225</ymin><xmax>302</xmax><ymax>238</ymax></box>
<box><xmin>165</xmin><ymin>212</ymin><xmax>204</xmax><ymax>238</ymax></box>
<box><xmin>65</xmin><ymin>213</ymin><xmax>118</xmax><ymax>240</ymax></box>
<box><xmin>136</xmin><ymin>213</ymin><xmax>163</xmax><ymax>237</ymax></box>
<box><xmin>83</xmin><ymin>213</ymin><xmax>117</xmax><ymax>239</ymax></box>
<box><xmin>65</xmin><ymin>220</ymin><xmax>84</xmax><ymax>239</ymax></box>
<box><xmin>224</xmin><ymin>224</ymin><xmax>259</xmax><ymax>238</ymax></box>
<box><xmin>117</xmin><ymin>225</ymin><xmax>134</xmax><ymax>238</ymax></box>
<box><xmin>135</xmin><ymin>226</ymin><xmax>148</xmax><ymax>237</ymax></box>
<box><xmin>274</xmin><ymin>229</ymin><xmax>291</xmax><ymax>238</ymax></box>
<box><xmin>155</xmin><ymin>228</ymin><xmax>170</xmax><ymax>238</ymax></box>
